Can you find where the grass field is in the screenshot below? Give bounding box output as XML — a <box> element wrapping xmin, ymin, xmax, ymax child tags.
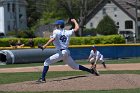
<box><xmin>0</xmin><ymin>88</ymin><xmax>140</xmax><ymax>93</ymax></box>
<box><xmin>0</xmin><ymin>71</ymin><xmax>140</xmax><ymax>93</ymax></box>
<box><xmin>0</xmin><ymin>58</ymin><xmax>140</xmax><ymax>93</ymax></box>
<box><xmin>0</xmin><ymin>57</ymin><xmax>140</xmax><ymax>68</ymax></box>
<box><xmin>0</xmin><ymin>70</ymin><xmax>140</xmax><ymax>84</ymax></box>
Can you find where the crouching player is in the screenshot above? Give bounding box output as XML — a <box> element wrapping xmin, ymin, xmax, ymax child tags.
<box><xmin>88</xmin><ymin>45</ymin><xmax>106</xmax><ymax>70</ymax></box>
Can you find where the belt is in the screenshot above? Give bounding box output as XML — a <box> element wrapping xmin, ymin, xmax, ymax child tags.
<box><xmin>60</xmin><ymin>49</ymin><xmax>65</xmax><ymax>51</ymax></box>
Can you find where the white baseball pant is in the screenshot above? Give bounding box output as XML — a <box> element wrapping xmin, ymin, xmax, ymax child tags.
<box><xmin>89</xmin><ymin>55</ymin><xmax>104</xmax><ymax>64</ymax></box>
<box><xmin>44</xmin><ymin>49</ymin><xmax>79</xmax><ymax>70</ymax></box>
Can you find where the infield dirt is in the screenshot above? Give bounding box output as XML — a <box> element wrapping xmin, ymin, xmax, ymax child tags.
<box><xmin>0</xmin><ymin>63</ymin><xmax>140</xmax><ymax>92</ymax></box>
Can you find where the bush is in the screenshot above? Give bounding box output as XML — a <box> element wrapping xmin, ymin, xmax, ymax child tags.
<box><xmin>96</xmin><ymin>15</ymin><xmax>118</xmax><ymax>35</ymax></box>
<box><xmin>0</xmin><ymin>35</ymin><xmax>125</xmax><ymax>47</ymax></box>
<box><xmin>0</xmin><ymin>38</ymin><xmax>17</xmax><ymax>47</ymax></box>
<box><xmin>82</xmin><ymin>28</ymin><xmax>96</xmax><ymax>36</ymax></box>
<box><xmin>7</xmin><ymin>30</ymin><xmax>36</xmax><ymax>38</ymax></box>
<box><xmin>70</xmin><ymin>35</ymin><xmax>125</xmax><ymax>45</ymax></box>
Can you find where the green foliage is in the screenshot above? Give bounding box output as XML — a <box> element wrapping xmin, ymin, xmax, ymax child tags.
<box><xmin>70</xmin><ymin>35</ymin><xmax>125</xmax><ymax>45</ymax></box>
<box><xmin>16</xmin><ymin>31</ymin><xmax>27</xmax><ymax>38</ymax></box>
<box><xmin>96</xmin><ymin>15</ymin><xmax>118</xmax><ymax>35</ymax></box>
<box><xmin>27</xmin><ymin>0</ymin><xmax>69</xmax><ymax>32</ymax></box>
<box><xmin>0</xmin><ymin>71</ymin><xmax>87</xmax><ymax>84</ymax></box>
<box><xmin>0</xmin><ymin>71</ymin><xmax>140</xmax><ymax>84</ymax></box>
<box><xmin>0</xmin><ymin>38</ymin><xmax>14</xmax><ymax>47</ymax></box>
<box><xmin>33</xmin><ymin>38</ymin><xmax>53</xmax><ymax>46</ymax></box>
<box><xmin>26</xmin><ymin>0</ymin><xmax>42</xmax><ymax>27</ymax></box>
<box><xmin>26</xmin><ymin>0</ymin><xmax>100</xmax><ymax>36</ymax></box>
<box><xmin>0</xmin><ymin>35</ymin><xmax>125</xmax><ymax>47</ymax></box>
<box><xmin>83</xmin><ymin>28</ymin><xmax>96</xmax><ymax>36</ymax></box>
<box><xmin>7</xmin><ymin>30</ymin><xmax>36</xmax><ymax>38</ymax></box>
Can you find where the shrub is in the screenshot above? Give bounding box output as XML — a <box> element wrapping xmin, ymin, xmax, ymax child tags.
<box><xmin>96</xmin><ymin>15</ymin><xmax>118</xmax><ymax>35</ymax></box>
<box><xmin>0</xmin><ymin>35</ymin><xmax>125</xmax><ymax>47</ymax></box>
<box><xmin>7</xmin><ymin>30</ymin><xmax>36</xmax><ymax>38</ymax></box>
<box><xmin>82</xmin><ymin>28</ymin><xmax>96</xmax><ymax>36</ymax></box>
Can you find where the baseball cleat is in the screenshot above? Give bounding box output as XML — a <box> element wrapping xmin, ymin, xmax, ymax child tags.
<box><xmin>36</xmin><ymin>78</ymin><xmax>46</xmax><ymax>83</ymax></box>
<box><xmin>102</xmin><ymin>62</ymin><xmax>106</xmax><ymax>68</ymax></box>
<box><xmin>90</xmin><ymin>67</ymin><xmax>100</xmax><ymax>76</ymax></box>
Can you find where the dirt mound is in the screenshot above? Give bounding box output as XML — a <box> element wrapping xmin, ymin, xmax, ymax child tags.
<box><xmin>0</xmin><ymin>74</ymin><xmax>140</xmax><ymax>92</ymax></box>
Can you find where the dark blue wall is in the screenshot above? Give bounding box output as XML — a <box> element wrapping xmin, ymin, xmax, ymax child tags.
<box><xmin>69</xmin><ymin>45</ymin><xmax>140</xmax><ymax>60</ymax></box>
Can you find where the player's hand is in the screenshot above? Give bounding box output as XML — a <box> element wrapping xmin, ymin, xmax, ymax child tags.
<box><xmin>94</xmin><ymin>64</ymin><xmax>97</xmax><ymax>68</ymax></box>
<box><xmin>71</xmin><ymin>19</ymin><xmax>76</xmax><ymax>23</ymax></box>
<box><xmin>91</xmin><ymin>64</ymin><xmax>96</xmax><ymax>69</ymax></box>
<box><xmin>87</xmin><ymin>59</ymin><xmax>90</xmax><ymax>62</ymax></box>
<box><xmin>38</xmin><ymin>44</ymin><xmax>44</xmax><ymax>51</ymax></box>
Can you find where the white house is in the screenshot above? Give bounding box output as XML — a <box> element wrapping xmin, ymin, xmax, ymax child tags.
<box><xmin>85</xmin><ymin>0</ymin><xmax>140</xmax><ymax>38</ymax></box>
<box><xmin>0</xmin><ymin>0</ymin><xmax>27</xmax><ymax>36</ymax></box>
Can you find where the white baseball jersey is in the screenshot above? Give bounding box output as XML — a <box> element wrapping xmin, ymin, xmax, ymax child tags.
<box><xmin>51</xmin><ymin>29</ymin><xmax>74</xmax><ymax>50</ymax></box>
<box><xmin>89</xmin><ymin>50</ymin><xmax>102</xmax><ymax>60</ymax></box>
<box><xmin>44</xmin><ymin>28</ymin><xmax>79</xmax><ymax>70</ymax></box>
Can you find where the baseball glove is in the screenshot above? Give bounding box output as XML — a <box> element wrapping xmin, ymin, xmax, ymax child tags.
<box><xmin>38</xmin><ymin>44</ymin><xmax>44</xmax><ymax>51</ymax></box>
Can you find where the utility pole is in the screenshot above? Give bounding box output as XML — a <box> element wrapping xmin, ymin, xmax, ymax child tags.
<box><xmin>135</xmin><ymin>0</ymin><xmax>138</xmax><ymax>40</ymax></box>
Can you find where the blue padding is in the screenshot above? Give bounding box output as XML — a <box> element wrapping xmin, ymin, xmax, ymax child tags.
<box><xmin>69</xmin><ymin>46</ymin><xmax>140</xmax><ymax>60</ymax></box>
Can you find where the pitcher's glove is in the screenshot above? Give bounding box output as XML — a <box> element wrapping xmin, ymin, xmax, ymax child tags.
<box><xmin>38</xmin><ymin>44</ymin><xmax>44</xmax><ymax>51</ymax></box>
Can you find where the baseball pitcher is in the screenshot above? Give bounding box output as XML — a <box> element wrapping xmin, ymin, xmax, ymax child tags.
<box><xmin>36</xmin><ymin>19</ymin><xmax>99</xmax><ymax>83</ymax></box>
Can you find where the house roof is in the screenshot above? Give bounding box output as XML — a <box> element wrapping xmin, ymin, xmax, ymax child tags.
<box><xmin>0</xmin><ymin>0</ymin><xmax>28</xmax><ymax>5</ymax></box>
<box><xmin>86</xmin><ymin>0</ymin><xmax>140</xmax><ymax>24</ymax></box>
<box><xmin>114</xmin><ymin>0</ymin><xmax>140</xmax><ymax>18</ymax></box>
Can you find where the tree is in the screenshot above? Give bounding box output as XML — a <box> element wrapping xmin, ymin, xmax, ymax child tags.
<box><xmin>96</xmin><ymin>15</ymin><xmax>118</xmax><ymax>35</ymax></box>
<box><xmin>26</xmin><ymin>0</ymin><xmax>68</xmax><ymax>26</ymax></box>
<box><xmin>57</xmin><ymin>0</ymin><xmax>100</xmax><ymax>36</ymax></box>
<box><xmin>26</xmin><ymin>0</ymin><xmax>100</xmax><ymax>36</ymax></box>
<box><xmin>26</xmin><ymin>0</ymin><xmax>42</xmax><ymax>27</ymax></box>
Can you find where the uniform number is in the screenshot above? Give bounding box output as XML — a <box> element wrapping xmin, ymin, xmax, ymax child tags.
<box><xmin>60</xmin><ymin>35</ymin><xmax>67</xmax><ymax>42</ymax></box>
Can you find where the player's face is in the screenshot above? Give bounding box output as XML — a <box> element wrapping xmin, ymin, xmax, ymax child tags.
<box><xmin>92</xmin><ymin>48</ymin><xmax>96</xmax><ymax>52</ymax></box>
<box><xmin>55</xmin><ymin>24</ymin><xmax>60</xmax><ymax>29</ymax></box>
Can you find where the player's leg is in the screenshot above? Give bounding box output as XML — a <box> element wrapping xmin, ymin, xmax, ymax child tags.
<box><xmin>37</xmin><ymin>52</ymin><xmax>63</xmax><ymax>83</ymax></box>
<box><xmin>61</xmin><ymin>50</ymin><xmax>91</xmax><ymax>73</ymax></box>
<box><xmin>89</xmin><ymin>57</ymin><xmax>97</xmax><ymax>68</ymax></box>
<box><xmin>64</xmin><ymin>55</ymin><xmax>99</xmax><ymax>76</ymax></box>
<box><xmin>100</xmin><ymin>55</ymin><xmax>106</xmax><ymax>68</ymax></box>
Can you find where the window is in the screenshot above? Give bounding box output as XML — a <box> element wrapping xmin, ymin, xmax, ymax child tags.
<box><xmin>103</xmin><ymin>8</ymin><xmax>106</xmax><ymax>15</ymax></box>
<box><xmin>116</xmin><ymin>22</ymin><xmax>119</xmax><ymax>25</ymax></box>
<box><xmin>7</xmin><ymin>3</ymin><xmax>10</xmax><ymax>12</ymax></box>
<box><xmin>19</xmin><ymin>14</ymin><xmax>23</xmax><ymax>19</ymax></box>
<box><xmin>8</xmin><ymin>25</ymin><xmax>10</xmax><ymax>31</ymax></box>
<box><xmin>116</xmin><ymin>26</ymin><xmax>119</xmax><ymax>28</ymax></box>
<box><xmin>125</xmin><ymin>20</ymin><xmax>133</xmax><ymax>29</ymax></box>
<box><xmin>13</xmin><ymin>21</ymin><xmax>16</xmax><ymax>29</ymax></box>
<box><xmin>19</xmin><ymin>8</ymin><xmax>21</xmax><ymax>12</ymax></box>
<box><xmin>12</xmin><ymin>3</ymin><xmax>15</xmax><ymax>12</ymax></box>
<box><xmin>114</xmin><ymin>7</ymin><xmax>117</xmax><ymax>11</ymax></box>
<box><xmin>90</xmin><ymin>23</ymin><xmax>93</xmax><ymax>27</ymax></box>
<box><xmin>7</xmin><ymin>21</ymin><xmax>11</xmax><ymax>31</ymax></box>
<box><xmin>108</xmin><ymin>0</ymin><xmax>111</xmax><ymax>3</ymax></box>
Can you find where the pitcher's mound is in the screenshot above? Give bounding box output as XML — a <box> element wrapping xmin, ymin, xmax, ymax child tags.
<box><xmin>0</xmin><ymin>74</ymin><xmax>140</xmax><ymax>92</ymax></box>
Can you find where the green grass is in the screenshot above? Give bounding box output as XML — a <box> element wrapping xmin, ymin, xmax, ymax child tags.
<box><xmin>0</xmin><ymin>63</ymin><xmax>43</xmax><ymax>68</ymax></box>
<box><xmin>0</xmin><ymin>57</ymin><xmax>140</xmax><ymax>68</ymax></box>
<box><xmin>0</xmin><ymin>61</ymin><xmax>64</xmax><ymax>68</ymax></box>
<box><xmin>0</xmin><ymin>71</ymin><xmax>87</xmax><ymax>84</ymax></box>
<box><xmin>105</xmin><ymin>57</ymin><xmax>140</xmax><ymax>64</ymax></box>
<box><xmin>0</xmin><ymin>70</ymin><xmax>140</xmax><ymax>84</ymax></box>
<box><xmin>0</xmin><ymin>71</ymin><xmax>140</xmax><ymax>93</ymax></box>
<box><xmin>0</xmin><ymin>88</ymin><xmax>140</xmax><ymax>93</ymax></box>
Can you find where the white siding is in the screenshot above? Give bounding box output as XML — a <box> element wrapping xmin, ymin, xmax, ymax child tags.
<box><xmin>0</xmin><ymin>6</ymin><xmax>5</xmax><ymax>34</ymax></box>
<box><xmin>86</xmin><ymin>2</ymin><xmax>135</xmax><ymax>33</ymax></box>
<box><xmin>19</xmin><ymin>5</ymin><xmax>27</xmax><ymax>29</ymax></box>
<box><xmin>0</xmin><ymin>0</ymin><xmax>27</xmax><ymax>34</ymax></box>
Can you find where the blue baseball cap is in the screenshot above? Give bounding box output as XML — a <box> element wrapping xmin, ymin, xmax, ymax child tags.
<box><xmin>92</xmin><ymin>45</ymin><xmax>96</xmax><ymax>48</ymax></box>
<box><xmin>55</xmin><ymin>20</ymin><xmax>65</xmax><ymax>25</ymax></box>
